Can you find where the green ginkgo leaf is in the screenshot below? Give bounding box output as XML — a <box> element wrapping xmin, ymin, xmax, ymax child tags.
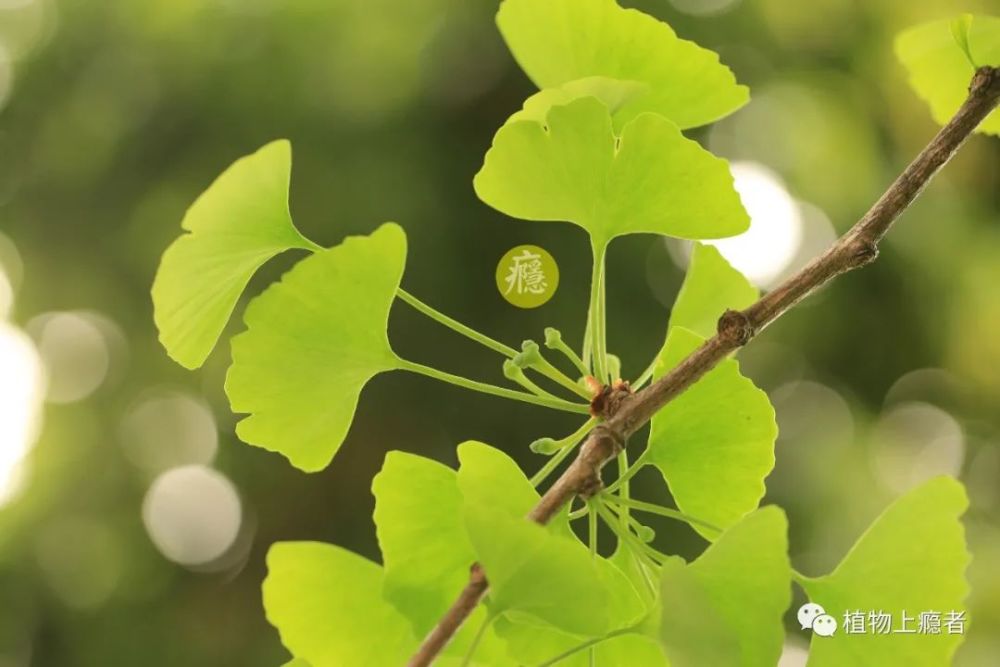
<box><xmin>648</xmin><ymin>327</ymin><xmax>777</xmax><ymax>539</ymax></box>
<box><xmin>281</xmin><ymin>660</ymin><xmax>311</xmax><ymax>667</ymax></box>
<box><xmin>800</xmin><ymin>477</ymin><xmax>970</xmax><ymax>667</ymax></box>
<box><xmin>660</xmin><ymin>507</ymin><xmax>790</xmax><ymax>666</ymax></box>
<box><xmin>463</xmin><ymin>501</ymin><xmax>609</xmax><ymax>636</ymax></box>
<box><xmin>496</xmin><ymin>0</ymin><xmax>748</xmax><ymax>129</ymax></box>
<box><xmin>474</xmin><ymin>96</ymin><xmax>749</xmax><ymax>251</ymax></box>
<box><xmin>896</xmin><ymin>14</ymin><xmax>1000</xmax><ymax>135</ymax></box>
<box><xmin>456</xmin><ymin>440</ymin><xmax>541</xmax><ymax>518</ymax></box>
<box><xmin>506</xmin><ymin>76</ymin><xmax>650</xmax><ymax>129</ymax></box>
<box><xmin>152</xmin><ymin>140</ymin><xmax>319</xmax><ymax>369</ymax></box>
<box><xmin>669</xmin><ymin>243</ymin><xmax>759</xmax><ymax>340</ymax></box>
<box><xmin>226</xmin><ymin>223</ymin><xmax>406</xmax><ymax>472</ymax></box>
<box><xmin>263</xmin><ymin>542</ymin><xmax>417</xmax><ymax>666</ymax></box>
<box><xmin>370</xmin><ymin>450</ymin><xmax>515</xmax><ymax>665</ymax></box>
<box><xmin>372</xmin><ymin>451</ymin><xmax>475</xmax><ymax>635</ymax></box>
<box><xmin>494</xmin><ymin>613</ymin><xmax>668</xmax><ymax>667</ymax></box>
<box><xmin>264</xmin><ymin>542</ymin><xmax>508</xmax><ymax>667</ymax></box>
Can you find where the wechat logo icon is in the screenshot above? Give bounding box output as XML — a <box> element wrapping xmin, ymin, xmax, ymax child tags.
<box><xmin>799</xmin><ymin>602</ymin><xmax>837</xmax><ymax>637</ymax></box>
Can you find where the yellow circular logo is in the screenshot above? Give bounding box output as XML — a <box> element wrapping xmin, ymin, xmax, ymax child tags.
<box><xmin>495</xmin><ymin>245</ymin><xmax>559</xmax><ymax>308</ymax></box>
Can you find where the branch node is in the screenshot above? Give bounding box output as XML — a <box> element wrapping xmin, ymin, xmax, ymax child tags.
<box><xmin>577</xmin><ymin>473</ymin><xmax>604</xmax><ymax>500</ymax></box>
<box><xmin>717</xmin><ymin>309</ymin><xmax>755</xmax><ymax>347</ymax></box>
<box><xmin>970</xmin><ymin>66</ymin><xmax>1000</xmax><ymax>95</ymax></box>
<box><xmin>847</xmin><ymin>237</ymin><xmax>880</xmax><ymax>268</ymax></box>
<box><xmin>589</xmin><ymin>379</ymin><xmax>633</xmax><ymax>419</ymax></box>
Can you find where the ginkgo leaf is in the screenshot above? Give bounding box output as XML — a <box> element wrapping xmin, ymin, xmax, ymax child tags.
<box><xmin>456</xmin><ymin>441</ymin><xmax>540</xmax><ymax>518</ymax></box>
<box><xmin>494</xmin><ymin>613</ymin><xmax>668</xmax><ymax>667</ymax></box>
<box><xmin>507</xmin><ymin>76</ymin><xmax>649</xmax><ymax>127</ymax></box>
<box><xmin>660</xmin><ymin>507</ymin><xmax>790</xmax><ymax>666</ymax></box>
<box><xmin>281</xmin><ymin>660</ymin><xmax>311</xmax><ymax>667</ymax></box>
<box><xmin>463</xmin><ymin>501</ymin><xmax>609</xmax><ymax>636</ymax></box>
<box><xmin>372</xmin><ymin>451</ymin><xmax>475</xmax><ymax>635</ymax></box>
<box><xmin>226</xmin><ymin>223</ymin><xmax>406</xmax><ymax>472</ymax></box>
<box><xmin>152</xmin><ymin>140</ymin><xmax>319</xmax><ymax>369</ymax></box>
<box><xmin>648</xmin><ymin>327</ymin><xmax>777</xmax><ymax>539</ymax></box>
<box><xmin>669</xmin><ymin>243</ymin><xmax>758</xmax><ymax>340</ymax></box>
<box><xmin>799</xmin><ymin>477</ymin><xmax>970</xmax><ymax>667</ymax></box>
<box><xmin>264</xmin><ymin>542</ymin><xmax>510</xmax><ymax>667</ymax></box>
<box><xmin>474</xmin><ymin>96</ymin><xmax>749</xmax><ymax>250</ymax></box>
<box><xmin>896</xmin><ymin>14</ymin><xmax>1000</xmax><ymax>135</ymax></box>
<box><xmin>496</xmin><ymin>0</ymin><xmax>748</xmax><ymax>129</ymax></box>
<box><xmin>263</xmin><ymin>542</ymin><xmax>417</xmax><ymax>666</ymax></box>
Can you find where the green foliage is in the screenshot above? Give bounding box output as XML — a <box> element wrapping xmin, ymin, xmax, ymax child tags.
<box><xmin>494</xmin><ymin>615</ymin><xmax>667</xmax><ymax>667</ymax></box>
<box><xmin>147</xmin><ymin>2</ymin><xmax>979</xmax><ymax>664</ymax></box>
<box><xmin>372</xmin><ymin>451</ymin><xmax>474</xmax><ymax>635</ymax></box>
<box><xmin>670</xmin><ymin>243</ymin><xmax>759</xmax><ymax>340</ymax></box>
<box><xmin>649</xmin><ymin>327</ymin><xmax>777</xmax><ymax>539</ymax></box>
<box><xmin>226</xmin><ymin>223</ymin><xmax>406</xmax><ymax>471</ymax></box>
<box><xmin>896</xmin><ymin>14</ymin><xmax>1000</xmax><ymax>135</ymax></box>
<box><xmin>263</xmin><ymin>542</ymin><xmax>418</xmax><ymax>666</ymax></box>
<box><xmin>496</xmin><ymin>0</ymin><xmax>748</xmax><ymax>129</ymax></box>
<box><xmin>660</xmin><ymin>508</ymin><xmax>790</xmax><ymax>666</ymax></box>
<box><xmin>464</xmin><ymin>502</ymin><xmax>611</xmax><ymax>636</ymax></box>
<box><xmin>152</xmin><ymin>140</ymin><xmax>319</xmax><ymax>369</ymax></box>
<box><xmin>473</xmin><ymin>96</ymin><xmax>749</xmax><ymax>251</ymax></box>
<box><xmin>800</xmin><ymin>477</ymin><xmax>970</xmax><ymax>667</ymax></box>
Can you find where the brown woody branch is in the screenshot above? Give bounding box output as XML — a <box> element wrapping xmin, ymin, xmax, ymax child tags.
<box><xmin>407</xmin><ymin>66</ymin><xmax>1000</xmax><ymax>667</ymax></box>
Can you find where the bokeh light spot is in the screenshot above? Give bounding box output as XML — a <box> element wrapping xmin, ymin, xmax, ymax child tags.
<box><xmin>142</xmin><ymin>465</ymin><xmax>242</xmax><ymax>567</ymax></box>
<box><xmin>705</xmin><ymin>162</ymin><xmax>803</xmax><ymax>288</ymax></box>
<box><xmin>120</xmin><ymin>390</ymin><xmax>218</xmax><ymax>472</ymax></box>
<box><xmin>872</xmin><ymin>402</ymin><xmax>965</xmax><ymax>494</ymax></box>
<box><xmin>29</xmin><ymin>311</ymin><xmax>111</xmax><ymax>404</ymax></box>
<box><xmin>0</xmin><ymin>265</ymin><xmax>11</xmax><ymax>319</ymax></box>
<box><xmin>0</xmin><ymin>322</ymin><xmax>45</xmax><ymax>507</ymax></box>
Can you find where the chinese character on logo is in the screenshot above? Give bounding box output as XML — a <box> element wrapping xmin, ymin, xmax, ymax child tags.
<box><xmin>944</xmin><ymin>610</ymin><xmax>966</xmax><ymax>635</ymax></box>
<box><xmin>843</xmin><ymin>610</ymin><xmax>866</xmax><ymax>635</ymax></box>
<box><xmin>495</xmin><ymin>245</ymin><xmax>560</xmax><ymax>308</ymax></box>
<box><xmin>918</xmin><ymin>611</ymin><xmax>942</xmax><ymax>635</ymax></box>
<box><xmin>868</xmin><ymin>610</ymin><xmax>892</xmax><ymax>635</ymax></box>
<box><xmin>895</xmin><ymin>610</ymin><xmax>917</xmax><ymax>634</ymax></box>
<box><xmin>504</xmin><ymin>249</ymin><xmax>547</xmax><ymax>296</ymax></box>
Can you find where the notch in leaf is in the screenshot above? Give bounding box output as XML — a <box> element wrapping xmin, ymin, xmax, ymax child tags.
<box><xmin>474</xmin><ymin>96</ymin><xmax>749</xmax><ymax>252</ymax></box>
<box><xmin>152</xmin><ymin>140</ymin><xmax>320</xmax><ymax>370</ymax></box>
<box><xmin>225</xmin><ymin>223</ymin><xmax>406</xmax><ymax>472</ymax></box>
<box><xmin>497</xmin><ymin>0</ymin><xmax>748</xmax><ymax>129</ymax></box>
<box><xmin>659</xmin><ymin>507</ymin><xmax>790</xmax><ymax>666</ymax></box>
<box><xmin>798</xmin><ymin>477</ymin><xmax>970</xmax><ymax>667</ymax></box>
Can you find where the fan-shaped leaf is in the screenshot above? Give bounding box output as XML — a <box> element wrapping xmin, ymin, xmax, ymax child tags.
<box><xmin>496</xmin><ymin>0</ymin><xmax>748</xmax><ymax>129</ymax></box>
<box><xmin>670</xmin><ymin>243</ymin><xmax>758</xmax><ymax>340</ymax></box>
<box><xmin>474</xmin><ymin>97</ymin><xmax>748</xmax><ymax>250</ymax></box>
<box><xmin>263</xmin><ymin>542</ymin><xmax>416</xmax><ymax>667</ymax></box>
<box><xmin>800</xmin><ymin>477</ymin><xmax>970</xmax><ymax>667</ymax></box>
<box><xmin>659</xmin><ymin>507</ymin><xmax>790</xmax><ymax>666</ymax></box>
<box><xmin>226</xmin><ymin>223</ymin><xmax>406</xmax><ymax>472</ymax></box>
<box><xmin>372</xmin><ymin>451</ymin><xmax>475</xmax><ymax>635</ymax></box>
<box><xmin>896</xmin><ymin>15</ymin><xmax>1000</xmax><ymax>135</ymax></box>
<box><xmin>264</xmin><ymin>542</ymin><xmax>511</xmax><ymax>667</ymax></box>
<box><xmin>494</xmin><ymin>613</ymin><xmax>668</xmax><ymax>667</ymax></box>
<box><xmin>152</xmin><ymin>140</ymin><xmax>319</xmax><ymax>369</ymax></box>
<box><xmin>463</xmin><ymin>501</ymin><xmax>608</xmax><ymax>636</ymax></box>
<box><xmin>648</xmin><ymin>327</ymin><xmax>777</xmax><ymax>539</ymax></box>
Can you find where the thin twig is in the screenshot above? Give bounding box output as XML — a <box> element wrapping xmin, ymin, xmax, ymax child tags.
<box><xmin>406</xmin><ymin>66</ymin><xmax>1000</xmax><ymax>667</ymax></box>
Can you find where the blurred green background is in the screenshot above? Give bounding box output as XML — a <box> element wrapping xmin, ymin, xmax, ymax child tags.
<box><xmin>1</xmin><ymin>0</ymin><xmax>999</xmax><ymax>665</ymax></box>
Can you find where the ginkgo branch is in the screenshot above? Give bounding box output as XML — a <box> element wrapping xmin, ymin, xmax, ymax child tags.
<box><xmin>406</xmin><ymin>66</ymin><xmax>1000</xmax><ymax>667</ymax></box>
